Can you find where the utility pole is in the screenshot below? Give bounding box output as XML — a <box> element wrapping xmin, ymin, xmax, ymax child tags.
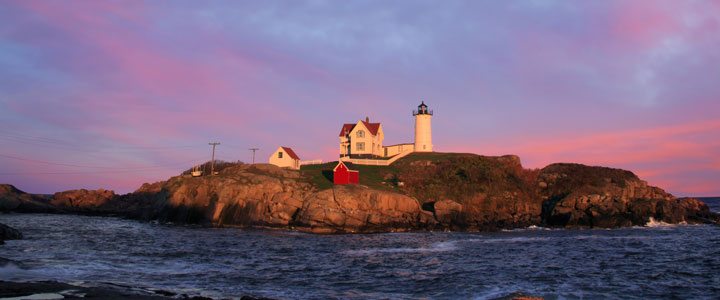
<box><xmin>249</xmin><ymin>148</ymin><xmax>259</xmax><ymax>164</ymax></box>
<box><xmin>208</xmin><ymin>142</ymin><xmax>220</xmax><ymax>175</ymax></box>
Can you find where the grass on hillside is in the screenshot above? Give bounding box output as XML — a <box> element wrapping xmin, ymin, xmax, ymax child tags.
<box><xmin>300</xmin><ymin>161</ymin><xmax>399</xmax><ymax>191</ymax></box>
<box><xmin>299</xmin><ymin>152</ymin><xmax>483</xmax><ymax>191</ymax></box>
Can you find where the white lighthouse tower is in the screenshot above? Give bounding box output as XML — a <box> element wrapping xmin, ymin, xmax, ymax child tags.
<box><xmin>413</xmin><ymin>101</ymin><xmax>433</xmax><ymax>152</ymax></box>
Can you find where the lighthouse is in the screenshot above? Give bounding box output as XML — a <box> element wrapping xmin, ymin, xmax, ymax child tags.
<box><xmin>413</xmin><ymin>101</ymin><xmax>433</xmax><ymax>152</ymax></box>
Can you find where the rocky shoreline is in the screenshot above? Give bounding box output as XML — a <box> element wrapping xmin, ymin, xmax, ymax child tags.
<box><xmin>0</xmin><ymin>280</ymin><xmax>541</xmax><ymax>300</ymax></box>
<box><xmin>1</xmin><ymin>153</ymin><xmax>718</xmax><ymax>234</ymax></box>
<box><xmin>0</xmin><ymin>280</ymin><xmax>279</xmax><ymax>300</ymax></box>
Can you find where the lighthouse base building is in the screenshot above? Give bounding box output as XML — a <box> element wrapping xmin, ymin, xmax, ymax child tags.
<box><xmin>338</xmin><ymin>102</ymin><xmax>434</xmax><ymax>166</ymax></box>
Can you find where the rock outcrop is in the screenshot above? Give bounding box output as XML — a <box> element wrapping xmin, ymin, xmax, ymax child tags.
<box><xmin>0</xmin><ymin>223</ymin><xmax>22</xmax><ymax>244</ymax></box>
<box><xmin>294</xmin><ymin>185</ymin><xmax>435</xmax><ymax>233</ymax></box>
<box><xmin>0</xmin><ymin>184</ymin><xmax>55</xmax><ymax>213</ymax></box>
<box><xmin>51</xmin><ymin>189</ymin><xmax>117</xmax><ymax>210</ymax></box>
<box><xmin>118</xmin><ymin>164</ymin><xmax>433</xmax><ymax>233</ymax></box>
<box><xmin>126</xmin><ymin>164</ymin><xmax>314</xmax><ymax>226</ymax></box>
<box><xmin>1</xmin><ymin>153</ymin><xmax>717</xmax><ymax>233</ymax></box>
<box><xmin>393</xmin><ymin>154</ymin><xmax>542</xmax><ymax>230</ymax></box>
<box><xmin>536</xmin><ymin>163</ymin><xmax>717</xmax><ymax>227</ymax></box>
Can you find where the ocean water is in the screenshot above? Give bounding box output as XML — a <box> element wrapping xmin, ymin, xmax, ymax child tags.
<box><xmin>1</xmin><ymin>198</ymin><xmax>719</xmax><ymax>299</ymax></box>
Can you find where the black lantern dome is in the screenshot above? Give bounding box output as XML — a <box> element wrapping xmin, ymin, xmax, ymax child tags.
<box><xmin>413</xmin><ymin>101</ymin><xmax>433</xmax><ymax>116</ymax></box>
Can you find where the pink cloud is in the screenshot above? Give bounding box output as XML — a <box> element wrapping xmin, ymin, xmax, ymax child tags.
<box><xmin>485</xmin><ymin>119</ymin><xmax>720</xmax><ymax>159</ymax></box>
<box><xmin>609</xmin><ymin>2</ymin><xmax>681</xmax><ymax>47</ymax></box>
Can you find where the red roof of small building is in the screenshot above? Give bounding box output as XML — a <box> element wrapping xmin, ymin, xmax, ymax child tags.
<box><xmin>338</xmin><ymin>121</ymin><xmax>381</xmax><ymax>137</ymax></box>
<box><xmin>333</xmin><ymin>160</ymin><xmax>358</xmax><ymax>172</ymax></box>
<box><xmin>333</xmin><ymin>160</ymin><xmax>348</xmax><ymax>171</ymax></box>
<box><xmin>281</xmin><ymin>147</ymin><xmax>300</xmax><ymax>160</ymax></box>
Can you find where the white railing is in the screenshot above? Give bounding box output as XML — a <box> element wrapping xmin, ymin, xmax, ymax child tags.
<box><xmin>299</xmin><ymin>159</ymin><xmax>323</xmax><ymax>166</ymax></box>
<box><xmin>386</xmin><ymin>149</ymin><xmax>414</xmax><ymax>164</ymax></box>
<box><xmin>340</xmin><ymin>149</ymin><xmax>414</xmax><ymax>166</ymax></box>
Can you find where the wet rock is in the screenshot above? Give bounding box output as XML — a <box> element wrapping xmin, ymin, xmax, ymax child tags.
<box><xmin>493</xmin><ymin>293</ymin><xmax>544</xmax><ymax>300</ymax></box>
<box><xmin>434</xmin><ymin>199</ymin><xmax>463</xmax><ymax>225</ymax></box>
<box><xmin>0</xmin><ymin>280</ymin><xmax>210</xmax><ymax>299</ymax></box>
<box><xmin>0</xmin><ymin>223</ymin><xmax>22</xmax><ymax>244</ymax></box>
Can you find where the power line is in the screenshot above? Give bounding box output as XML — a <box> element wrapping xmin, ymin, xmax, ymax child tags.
<box><xmin>0</xmin><ymin>153</ymin><xmax>130</xmax><ymax>169</ymax></box>
<box><xmin>0</xmin><ymin>153</ymin><xmax>200</xmax><ymax>171</ymax></box>
<box><xmin>0</xmin><ymin>134</ymin><xmax>202</xmax><ymax>152</ymax></box>
<box><xmin>0</xmin><ymin>128</ymin><xmax>74</xmax><ymax>141</ymax></box>
<box><xmin>0</xmin><ymin>167</ymin><xmax>189</xmax><ymax>175</ymax></box>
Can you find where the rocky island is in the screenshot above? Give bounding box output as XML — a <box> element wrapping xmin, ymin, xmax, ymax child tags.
<box><xmin>1</xmin><ymin>152</ymin><xmax>718</xmax><ymax>233</ymax></box>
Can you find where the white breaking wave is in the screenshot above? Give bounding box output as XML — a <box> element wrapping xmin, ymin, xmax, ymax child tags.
<box><xmin>645</xmin><ymin>217</ymin><xmax>686</xmax><ymax>228</ymax></box>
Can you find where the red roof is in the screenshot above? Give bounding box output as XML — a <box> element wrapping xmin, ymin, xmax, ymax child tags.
<box><xmin>362</xmin><ymin>121</ymin><xmax>381</xmax><ymax>136</ymax></box>
<box><xmin>339</xmin><ymin>124</ymin><xmax>355</xmax><ymax>137</ymax></box>
<box><xmin>338</xmin><ymin>121</ymin><xmax>381</xmax><ymax>137</ymax></box>
<box><xmin>281</xmin><ymin>147</ymin><xmax>300</xmax><ymax>160</ymax></box>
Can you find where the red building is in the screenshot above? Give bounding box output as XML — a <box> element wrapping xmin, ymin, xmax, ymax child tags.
<box><xmin>333</xmin><ymin>161</ymin><xmax>359</xmax><ymax>185</ymax></box>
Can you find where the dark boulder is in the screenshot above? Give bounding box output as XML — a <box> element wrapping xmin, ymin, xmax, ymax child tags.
<box><xmin>0</xmin><ymin>223</ymin><xmax>22</xmax><ymax>244</ymax></box>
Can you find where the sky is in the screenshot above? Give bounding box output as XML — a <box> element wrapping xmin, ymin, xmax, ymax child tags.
<box><xmin>0</xmin><ymin>0</ymin><xmax>719</xmax><ymax>196</ymax></box>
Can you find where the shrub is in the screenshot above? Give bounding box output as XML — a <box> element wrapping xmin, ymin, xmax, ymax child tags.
<box><xmin>181</xmin><ymin>160</ymin><xmax>244</xmax><ymax>176</ymax></box>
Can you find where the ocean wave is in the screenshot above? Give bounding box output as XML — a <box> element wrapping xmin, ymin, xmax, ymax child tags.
<box><xmin>463</xmin><ymin>236</ymin><xmax>553</xmax><ymax>244</ymax></box>
<box><xmin>0</xmin><ymin>260</ymin><xmax>35</xmax><ymax>281</ymax></box>
<box><xmin>343</xmin><ymin>236</ymin><xmax>555</xmax><ymax>255</ymax></box>
<box><xmin>473</xmin><ymin>288</ymin><xmax>542</xmax><ymax>300</ymax></box>
<box><xmin>573</xmin><ymin>235</ymin><xmax>651</xmax><ymax>240</ymax></box>
<box><xmin>344</xmin><ymin>240</ymin><xmax>459</xmax><ymax>255</ymax></box>
<box><xmin>501</xmin><ymin>225</ymin><xmax>555</xmax><ymax>232</ymax></box>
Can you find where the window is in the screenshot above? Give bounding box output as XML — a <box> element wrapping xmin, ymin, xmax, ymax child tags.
<box><xmin>356</xmin><ymin>130</ymin><xmax>365</xmax><ymax>138</ymax></box>
<box><xmin>278</xmin><ymin>152</ymin><xmax>283</xmax><ymax>158</ymax></box>
<box><xmin>356</xmin><ymin>142</ymin><xmax>365</xmax><ymax>151</ymax></box>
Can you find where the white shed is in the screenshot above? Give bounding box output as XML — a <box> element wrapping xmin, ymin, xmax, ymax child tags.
<box><xmin>268</xmin><ymin>146</ymin><xmax>301</xmax><ymax>169</ymax></box>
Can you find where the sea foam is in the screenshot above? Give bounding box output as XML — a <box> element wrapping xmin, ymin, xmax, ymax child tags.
<box><xmin>645</xmin><ymin>217</ymin><xmax>686</xmax><ymax>228</ymax></box>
